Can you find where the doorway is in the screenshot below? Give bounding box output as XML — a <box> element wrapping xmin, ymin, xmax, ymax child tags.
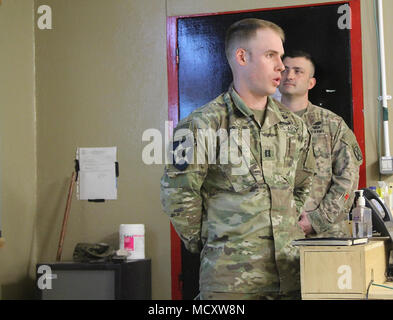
<box><xmin>166</xmin><ymin>0</ymin><xmax>366</xmax><ymax>299</ymax></box>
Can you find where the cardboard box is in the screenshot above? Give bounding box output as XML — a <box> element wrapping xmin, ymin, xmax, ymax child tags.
<box><xmin>300</xmin><ymin>239</ymin><xmax>388</xmax><ymax>299</ymax></box>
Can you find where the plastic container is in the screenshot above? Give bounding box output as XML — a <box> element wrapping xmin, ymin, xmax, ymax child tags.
<box><xmin>119</xmin><ymin>224</ymin><xmax>145</xmax><ymax>259</ymax></box>
<box><xmin>389</xmin><ymin>183</ymin><xmax>393</xmax><ymax>214</ymax></box>
<box><xmin>377</xmin><ymin>181</ymin><xmax>388</xmax><ymax>203</ymax></box>
<box><xmin>385</xmin><ymin>183</ymin><xmax>393</xmax><ymax>214</ymax></box>
<box><xmin>352</xmin><ymin>190</ymin><xmax>372</xmax><ymax>238</ymax></box>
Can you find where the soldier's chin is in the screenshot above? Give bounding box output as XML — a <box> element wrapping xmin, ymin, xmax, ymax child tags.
<box><xmin>278</xmin><ymin>87</ymin><xmax>290</xmax><ymax>94</ymax></box>
<box><xmin>267</xmin><ymin>87</ymin><xmax>277</xmax><ymax>96</ymax></box>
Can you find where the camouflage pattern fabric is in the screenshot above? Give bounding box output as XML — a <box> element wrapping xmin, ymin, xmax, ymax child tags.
<box><xmin>301</xmin><ymin>102</ymin><xmax>363</xmax><ymax>237</ymax></box>
<box><xmin>160</xmin><ymin>87</ymin><xmax>315</xmax><ymax>295</ymax></box>
<box><xmin>199</xmin><ymin>290</ymin><xmax>300</xmax><ymax>300</ymax></box>
<box><xmin>73</xmin><ymin>243</ymin><xmax>114</xmax><ymax>263</ymax></box>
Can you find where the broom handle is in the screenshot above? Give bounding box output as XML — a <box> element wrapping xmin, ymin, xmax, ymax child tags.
<box><xmin>56</xmin><ymin>171</ymin><xmax>76</xmax><ymax>261</ymax></box>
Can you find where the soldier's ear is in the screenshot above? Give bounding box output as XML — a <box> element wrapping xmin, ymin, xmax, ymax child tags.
<box><xmin>235</xmin><ymin>48</ymin><xmax>248</xmax><ymax>66</ymax></box>
<box><xmin>308</xmin><ymin>77</ymin><xmax>316</xmax><ymax>90</ymax></box>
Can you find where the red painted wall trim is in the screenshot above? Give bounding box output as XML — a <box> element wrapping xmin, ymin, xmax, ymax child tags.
<box><xmin>166</xmin><ymin>0</ymin><xmax>366</xmax><ymax>300</ymax></box>
<box><xmin>173</xmin><ymin>1</ymin><xmax>349</xmax><ymax>18</ymax></box>
<box><xmin>349</xmin><ymin>0</ymin><xmax>367</xmax><ymax>188</ymax></box>
<box><xmin>166</xmin><ymin>16</ymin><xmax>182</xmax><ymax>300</ymax></box>
<box><xmin>167</xmin><ymin>16</ymin><xmax>179</xmax><ymax>127</ymax></box>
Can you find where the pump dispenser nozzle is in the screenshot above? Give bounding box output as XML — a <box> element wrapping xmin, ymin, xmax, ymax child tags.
<box><xmin>356</xmin><ymin>190</ymin><xmax>366</xmax><ymax>207</ymax></box>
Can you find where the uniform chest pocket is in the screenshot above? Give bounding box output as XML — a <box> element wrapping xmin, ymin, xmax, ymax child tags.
<box><xmin>218</xmin><ymin>163</ymin><xmax>258</xmax><ymax>193</ymax></box>
<box><xmin>284</xmin><ymin>133</ymin><xmax>300</xmax><ymax>167</ymax></box>
<box><xmin>285</xmin><ymin>136</ymin><xmax>298</xmax><ymax>158</ymax></box>
<box><xmin>312</xmin><ymin>134</ymin><xmax>329</xmax><ymax>156</ymax></box>
<box><xmin>215</xmin><ymin>130</ymin><xmax>259</xmax><ymax>193</ymax></box>
<box><xmin>312</xmin><ymin>133</ymin><xmax>332</xmax><ymax>176</ymax></box>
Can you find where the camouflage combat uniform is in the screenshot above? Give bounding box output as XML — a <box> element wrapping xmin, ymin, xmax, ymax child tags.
<box><xmin>300</xmin><ymin>102</ymin><xmax>363</xmax><ymax>237</ymax></box>
<box><xmin>160</xmin><ymin>87</ymin><xmax>315</xmax><ymax>296</ymax></box>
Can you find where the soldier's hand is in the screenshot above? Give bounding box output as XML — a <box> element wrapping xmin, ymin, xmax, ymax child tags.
<box><xmin>298</xmin><ymin>211</ymin><xmax>315</xmax><ymax>235</ymax></box>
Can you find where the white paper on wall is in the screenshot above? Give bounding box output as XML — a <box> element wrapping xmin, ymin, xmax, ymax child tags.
<box><xmin>76</xmin><ymin>147</ymin><xmax>117</xmax><ymax>200</ymax></box>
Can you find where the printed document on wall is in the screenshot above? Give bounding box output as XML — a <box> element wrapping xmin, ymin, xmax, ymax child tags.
<box><xmin>77</xmin><ymin>147</ymin><xmax>117</xmax><ymax>200</ymax></box>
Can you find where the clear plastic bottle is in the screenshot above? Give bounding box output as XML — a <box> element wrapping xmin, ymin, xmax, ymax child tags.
<box><xmin>352</xmin><ymin>190</ymin><xmax>372</xmax><ymax>238</ymax></box>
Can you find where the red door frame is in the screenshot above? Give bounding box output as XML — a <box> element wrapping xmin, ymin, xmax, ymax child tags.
<box><xmin>166</xmin><ymin>0</ymin><xmax>366</xmax><ymax>300</ymax></box>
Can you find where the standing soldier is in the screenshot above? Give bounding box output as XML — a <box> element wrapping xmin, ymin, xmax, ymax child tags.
<box><xmin>279</xmin><ymin>50</ymin><xmax>363</xmax><ymax>237</ymax></box>
<box><xmin>161</xmin><ymin>19</ymin><xmax>315</xmax><ymax>300</ymax></box>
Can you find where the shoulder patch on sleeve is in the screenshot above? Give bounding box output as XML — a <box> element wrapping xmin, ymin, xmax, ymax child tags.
<box><xmin>353</xmin><ymin>144</ymin><xmax>363</xmax><ymax>162</ymax></box>
<box><xmin>171</xmin><ymin>121</ymin><xmax>195</xmax><ymax>171</ymax></box>
<box><xmin>341</xmin><ymin>129</ymin><xmax>363</xmax><ymax>164</ymax></box>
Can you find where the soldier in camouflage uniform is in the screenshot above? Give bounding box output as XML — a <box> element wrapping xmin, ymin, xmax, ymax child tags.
<box><xmin>279</xmin><ymin>50</ymin><xmax>363</xmax><ymax>237</ymax></box>
<box><xmin>161</xmin><ymin>19</ymin><xmax>315</xmax><ymax>299</ymax></box>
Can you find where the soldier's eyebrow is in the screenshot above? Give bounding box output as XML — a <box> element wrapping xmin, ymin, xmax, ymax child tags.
<box><xmin>284</xmin><ymin>66</ymin><xmax>306</xmax><ymax>72</ymax></box>
<box><xmin>265</xmin><ymin>50</ymin><xmax>281</xmax><ymax>56</ymax></box>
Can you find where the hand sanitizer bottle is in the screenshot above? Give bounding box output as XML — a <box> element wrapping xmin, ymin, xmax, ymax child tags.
<box><xmin>352</xmin><ymin>190</ymin><xmax>372</xmax><ymax>238</ymax></box>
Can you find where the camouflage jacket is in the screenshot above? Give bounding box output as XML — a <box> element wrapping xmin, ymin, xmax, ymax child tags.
<box><xmin>160</xmin><ymin>87</ymin><xmax>315</xmax><ymax>294</ymax></box>
<box><xmin>301</xmin><ymin>102</ymin><xmax>363</xmax><ymax>236</ymax></box>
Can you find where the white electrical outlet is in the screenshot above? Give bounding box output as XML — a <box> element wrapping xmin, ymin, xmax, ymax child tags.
<box><xmin>380</xmin><ymin>156</ymin><xmax>393</xmax><ymax>175</ymax></box>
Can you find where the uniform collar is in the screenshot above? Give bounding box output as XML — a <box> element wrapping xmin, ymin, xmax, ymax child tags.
<box><xmin>226</xmin><ymin>85</ymin><xmax>283</xmax><ymax>130</ymax></box>
<box><xmin>303</xmin><ymin>101</ymin><xmax>318</xmax><ymax>124</ymax></box>
<box><xmin>261</xmin><ymin>97</ymin><xmax>283</xmax><ymax>131</ymax></box>
<box><xmin>227</xmin><ymin>85</ymin><xmax>254</xmax><ymax>118</ymax></box>
<box><xmin>303</xmin><ymin>101</ymin><xmax>316</xmax><ymax>115</ymax></box>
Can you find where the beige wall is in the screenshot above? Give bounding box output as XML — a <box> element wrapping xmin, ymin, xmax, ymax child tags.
<box><xmin>34</xmin><ymin>0</ymin><xmax>169</xmax><ymax>300</ymax></box>
<box><xmin>362</xmin><ymin>0</ymin><xmax>393</xmax><ymax>185</ymax></box>
<box><xmin>0</xmin><ymin>0</ymin><xmax>392</xmax><ymax>300</ymax></box>
<box><xmin>0</xmin><ymin>0</ymin><xmax>37</xmax><ymax>299</ymax></box>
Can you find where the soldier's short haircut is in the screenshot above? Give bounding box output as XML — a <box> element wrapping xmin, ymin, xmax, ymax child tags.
<box><xmin>225</xmin><ymin>18</ymin><xmax>285</xmax><ymax>62</ymax></box>
<box><xmin>283</xmin><ymin>50</ymin><xmax>316</xmax><ymax>77</ymax></box>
